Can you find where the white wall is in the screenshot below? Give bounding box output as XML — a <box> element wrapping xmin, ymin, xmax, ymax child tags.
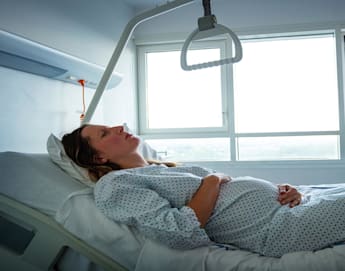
<box><xmin>102</xmin><ymin>43</ymin><xmax>138</xmax><ymax>131</ymax></box>
<box><xmin>0</xmin><ymin>0</ymin><xmax>138</xmax><ymax>152</ymax></box>
<box><xmin>0</xmin><ymin>67</ymin><xmax>105</xmax><ymax>152</ymax></box>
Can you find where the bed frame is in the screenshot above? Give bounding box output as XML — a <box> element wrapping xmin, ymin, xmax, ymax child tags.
<box><xmin>0</xmin><ymin>193</ymin><xmax>128</xmax><ymax>271</ymax></box>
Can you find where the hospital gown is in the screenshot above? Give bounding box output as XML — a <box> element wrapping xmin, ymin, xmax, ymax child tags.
<box><xmin>94</xmin><ymin>165</ymin><xmax>345</xmax><ymax>257</ymax></box>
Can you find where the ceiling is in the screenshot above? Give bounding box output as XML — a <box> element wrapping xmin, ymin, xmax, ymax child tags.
<box><xmin>121</xmin><ymin>0</ymin><xmax>169</xmax><ymax>11</ymax></box>
<box><xmin>121</xmin><ymin>0</ymin><xmax>223</xmax><ymax>12</ymax></box>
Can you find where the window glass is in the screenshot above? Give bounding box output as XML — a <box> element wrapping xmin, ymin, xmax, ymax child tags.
<box><xmin>146</xmin><ymin>48</ymin><xmax>223</xmax><ymax>129</ymax></box>
<box><xmin>146</xmin><ymin>138</ymin><xmax>230</xmax><ymax>162</ymax></box>
<box><xmin>233</xmin><ymin>35</ymin><xmax>339</xmax><ymax>133</ymax></box>
<box><xmin>237</xmin><ymin>135</ymin><xmax>339</xmax><ymax>161</ymax></box>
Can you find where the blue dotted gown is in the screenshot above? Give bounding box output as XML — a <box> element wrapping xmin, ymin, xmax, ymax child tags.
<box><xmin>94</xmin><ymin>165</ymin><xmax>345</xmax><ymax>257</ymax></box>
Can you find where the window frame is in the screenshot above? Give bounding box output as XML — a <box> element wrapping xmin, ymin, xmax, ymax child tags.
<box><xmin>137</xmin><ymin>39</ymin><xmax>231</xmax><ymax>138</ymax></box>
<box><xmin>136</xmin><ymin>25</ymin><xmax>345</xmax><ymax>163</ymax></box>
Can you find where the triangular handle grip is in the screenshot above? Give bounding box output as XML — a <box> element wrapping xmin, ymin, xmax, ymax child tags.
<box><xmin>181</xmin><ymin>24</ymin><xmax>242</xmax><ymax>71</ymax></box>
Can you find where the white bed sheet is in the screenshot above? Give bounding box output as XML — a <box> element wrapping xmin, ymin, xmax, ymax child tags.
<box><xmin>56</xmin><ymin>188</ymin><xmax>345</xmax><ymax>271</ymax></box>
<box><xmin>55</xmin><ymin>189</ymin><xmax>144</xmax><ymax>271</ymax></box>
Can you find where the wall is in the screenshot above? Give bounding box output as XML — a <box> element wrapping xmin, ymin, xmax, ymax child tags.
<box><xmin>0</xmin><ymin>0</ymin><xmax>137</xmax><ymax>153</ymax></box>
<box><xmin>102</xmin><ymin>43</ymin><xmax>138</xmax><ymax>131</ymax></box>
<box><xmin>0</xmin><ymin>66</ymin><xmax>105</xmax><ymax>152</ymax></box>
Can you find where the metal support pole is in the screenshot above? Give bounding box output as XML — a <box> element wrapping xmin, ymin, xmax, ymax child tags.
<box><xmin>82</xmin><ymin>0</ymin><xmax>195</xmax><ymax>124</ymax></box>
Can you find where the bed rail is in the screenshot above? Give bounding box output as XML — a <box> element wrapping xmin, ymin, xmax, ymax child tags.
<box><xmin>0</xmin><ymin>194</ymin><xmax>128</xmax><ymax>271</ymax></box>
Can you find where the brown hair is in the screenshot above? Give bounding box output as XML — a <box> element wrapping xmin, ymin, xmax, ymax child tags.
<box><xmin>61</xmin><ymin>125</ymin><xmax>176</xmax><ymax>182</ymax></box>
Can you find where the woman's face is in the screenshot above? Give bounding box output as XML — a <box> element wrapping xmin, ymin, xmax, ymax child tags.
<box><xmin>81</xmin><ymin>125</ymin><xmax>140</xmax><ymax>164</ymax></box>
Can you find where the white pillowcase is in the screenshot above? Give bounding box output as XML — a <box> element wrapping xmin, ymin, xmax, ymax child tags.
<box><xmin>47</xmin><ymin>125</ymin><xmax>160</xmax><ymax>187</ymax></box>
<box><xmin>0</xmin><ymin>151</ymin><xmax>86</xmax><ymax>216</ymax></box>
<box><xmin>47</xmin><ymin>134</ymin><xmax>95</xmax><ymax>187</ymax></box>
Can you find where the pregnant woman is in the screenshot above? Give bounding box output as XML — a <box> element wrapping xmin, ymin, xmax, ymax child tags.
<box><xmin>61</xmin><ymin>124</ymin><xmax>345</xmax><ymax>257</ymax></box>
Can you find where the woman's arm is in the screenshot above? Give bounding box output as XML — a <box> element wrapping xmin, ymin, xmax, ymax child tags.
<box><xmin>95</xmin><ymin>175</ymin><xmax>213</xmax><ymax>250</ymax></box>
<box><xmin>187</xmin><ymin>174</ymin><xmax>230</xmax><ymax>227</ymax></box>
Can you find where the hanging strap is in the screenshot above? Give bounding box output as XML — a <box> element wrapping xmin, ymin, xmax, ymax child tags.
<box><xmin>202</xmin><ymin>0</ymin><xmax>212</xmax><ymax>16</ymax></box>
<box><xmin>181</xmin><ymin>0</ymin><xmax>243</xmax><ymax>71</ymax></box>
<box><xmin>180</xmin><ymin>24</ymin><xmax>242</xmax><ymax>70</ymax></box>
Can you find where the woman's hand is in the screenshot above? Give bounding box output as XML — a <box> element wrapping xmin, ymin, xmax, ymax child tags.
<box><xmin>187</xmin><ymin>173</ymin><xmax>231</xmax><ymax>227</ymax></box>
<box><xmin>277</xmin><ymin>184</ymin><xmax>302</xmax><ymax>208</ymax></box>
<box><xmin>203</xmin><ymin>173</ymin><xmax>232</xmax><ymax>185</ymax></box>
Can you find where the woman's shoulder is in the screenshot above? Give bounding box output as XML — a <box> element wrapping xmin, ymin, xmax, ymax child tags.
<box><xmin>96</xmin><ymin>165</ymin><xmax>166</xmax><ymax>184</ymax></box>
<box><xmin>96</xmin><ymin>164</ymin><xmax>214</xmax><ymax>186</ymax></box>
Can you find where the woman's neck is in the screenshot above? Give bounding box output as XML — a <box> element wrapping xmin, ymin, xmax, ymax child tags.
<box><xmin>117</xmin><ymin>153</ymin><xmax>149</xmax><ymax>169</ymax></box>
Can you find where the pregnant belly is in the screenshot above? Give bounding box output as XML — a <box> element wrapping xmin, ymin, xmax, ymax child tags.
<box><xmin>205</xmin><ymin>177</ymin><xmax>281</xmax><ymax>242</ymax></box>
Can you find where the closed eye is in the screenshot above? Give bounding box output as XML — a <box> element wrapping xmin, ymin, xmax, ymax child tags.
<box><xmin>100</xmin><ymin>128</ymin><xmax>109</xmax><ymax>138</ymax></box>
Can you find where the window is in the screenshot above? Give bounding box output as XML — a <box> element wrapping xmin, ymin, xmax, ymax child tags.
<box><xmin>233</xmin><ymin>33</ymin><xmax>340</xmax><ymax>161</ymax></box>
<box><xmin>137</xmin><ymin>31</ymin><xmax>342</xmax><ymax>162</ymax></box>
<box><xmin>138</xmin><ymin>41</ymin><xmax>228</xmax><ymax>133</ymax></box>
<box><xmin>137</xmin><ymin>41</ymin><xmax>230</xmax><ymax>161</ymax></box>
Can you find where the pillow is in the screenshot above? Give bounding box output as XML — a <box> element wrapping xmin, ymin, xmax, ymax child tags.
<box><xmin>0</xmin><ymin>151</ymin><xmax>86</xmax><ymax>217</ymax></box>
<box><xmin>47</xmin><ymin>134</ymin><xmax>95</xmax><ymax>187</ymax></box>
<box><xmin>47</xmin><ymin>124</ymin><xmax>161</xmax><ymax>187</ymax></box>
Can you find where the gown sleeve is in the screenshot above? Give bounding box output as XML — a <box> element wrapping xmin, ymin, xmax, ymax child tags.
<box><xmin>94</xmin><ymin>172</ymin><xmax>212</xmax><ymax>249</ymax></box>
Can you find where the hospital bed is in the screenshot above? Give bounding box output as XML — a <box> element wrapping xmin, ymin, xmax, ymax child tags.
<box><xmin>1</xmin><ymin>0</ymin><xmax>344</xmax><ymax>269</ymax></box>
<box><xmin>1</xmin><ymin>134</ymin><xmax>345</xmax><ymax>271</ymax></box>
